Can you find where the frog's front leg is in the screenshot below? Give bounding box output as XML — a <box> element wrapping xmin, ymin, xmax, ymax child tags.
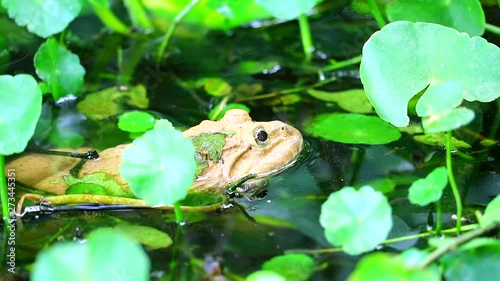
<box><xmin>225</xmin><ymin>174</ymin><xmax>269</xmax><ymax>201</ymax></box>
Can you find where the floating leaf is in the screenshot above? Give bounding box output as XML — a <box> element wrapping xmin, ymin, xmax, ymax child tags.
<box><xmin>305</xmin><ymin>113</ymin><xmax>401</xmax><ymax>144</ymax></box>
<box><xmin>254</xmin><ymin>0</ymin><xmax>320</xmax><ymax>20</ymax></box>
<box><xmin>480</xmin><ymin>195</ymin><xmax>500</xmax><ymax>227</ymax></box>
<box><xmin>0</xmin><ymin>74</ymin><xmax>42</xmax><ymax>155</ymax></box>
<box><xmin>77</xmin><ymin>85</ymin><xmax>149</xmax><ymax>121</ymax></box>
<box><xmin>115</xmin><ymin>223</ymin><xmax>173</xmax><ymax>250</ymax></box>
<box><xmin>262</xmin><ymin>254</ymin><xmax>315</xmax><ymax>281</ymax></box>
<box><xmin>2</xmin><ymin>0</ymin><xmax>83</xmax><ymax>38</ymax></box>
<box><xmin>349</xmin><ymin>252</ymin><xmax>440</xmax><ymax>281</ymax></box>
<box><xmin>319</xmin><ymin>186</ymin><xmax>392</xmax><ymax>255</ymax></box>
<box><xmin>307</xmin><ymin>89</ymin><xmax>373</xmax><ymax>113</ymax></box>
<box><xmin>34</xmin><ymin>38</ymin><xmax>85</xmax><ymax>100</ymax></box>
<box><xmin>32</xmin><ymin>228</ymin><xmax>150</xmax><ymax>281</ymax></box>
<box><xmin>360</xmin><ymin>21</ymin><xmax>500</xmax><ymax>127</ymax></box>
<box><xmin>120</xmin><ymin>120</ymin><xmax>196</xmax><ymax>206</ymax></box>
<box><xmin>386</xmin><ymin>0</ymin><xmax>485</xmax><ymax>36</ymax></box>
<box><xmin>408</xmin><ymin>166</ymin><xmax>448</xmax><ymax>206</ymax></box>
<box><xmin>422</xmin><ymin>107</ymin><xmax>475</xmax><ymax>134</ymax></box>
<box><xmin>413</xmin><ymin>133</ymin><xmax>472</xmax><ymax>148</ymax></box>
<box><xmin>246</xmin><ymin>270</ymin><xmax>286</xmax><ymax>281</ymax></box>
<box><xmin>118</xmin><ymin>111</ymin><xmax>156</xmax><ymax>133</ymax></box>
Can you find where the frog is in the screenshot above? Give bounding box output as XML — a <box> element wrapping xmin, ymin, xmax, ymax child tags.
<box><xmin>6</xmin><ymin>109</ymin><xmax>303</xmax><ymax>202</ymax></box>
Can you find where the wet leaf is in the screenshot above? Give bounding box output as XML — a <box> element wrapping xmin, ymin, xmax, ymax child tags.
<box><xmin>2</xmin><ymin>0</ymin><xmax>83</xmax><ymax>38</ymax></box>
<box><xmin>386</xmin><ymin>0</ymin><xmax>485</xmax><ymax>36</ymax></box>
<box><xmin>0</xmin><ymin>74</ymin><xmax>42</xmax><ymax>155</ymax></box>
<box><xmin>120</xmin><ymin>120</ymin><xmax>196</xmax><ymax>206</ymax></box>
<box><xmin>77</xmin><ymin>85</ymin><xmax>149</xmax><ymax>121</ymax></box>
<box><xmin>262</xmin><ymin>254</ymin><xmax>315</xmax><ymax>281</ymax></box>
<box><xmin>408</xmin><ymin>166</ymin><xmax>448</xmax><ymax>206</ymax></box>
<box><xmin>65</xmin><ymin>172</ymin><xmax>135</xmax><ymax>198</ymax></box>
<box><xmin>115</xmin><ymin>223</ymin><xmax>173</xmax><ymax>250</ymax></box>
<box><xmin>118</xmin><ymin>111</ymin><xmax>156</xmax><ymax>133</ymax></box>
<box><xmin>307</xmin><ymin>89</ymin><xmax>373</xmax><ymax>113</ymax></box>
<box><xmin>360</xmin><ymin>21</ymin><xmax>500</xmax><ymax>127</ymax></box>
<box><xmin>305</xmin><ymin>113</ymin><xmax>401</xmax><ymax>144</ymax></box>
<box><xmin>422</xmin><ymin>107</ymin><xmax>475</xmax><ymax>134</ymax></box>
<box><xmin>34</xmin><ymin>38</ymin><xmax>85</xmax><ymax>100</ymax></box>
<box><xmin>319</xmin><ymin>186</ymin><xmax>392</xmax><ymax>255</ymax></box>
<box><xmin>254</xmin><ymin>0</ymin><xmax>320</xmax><ymax>20</ymax></box>
<box><xmin>32</xmin><ymin>228</ymin><xmax>150</xmax><ymax>281</ymax></box>
<box><xmin>247</xmin><ymin>270</ymin><xmax>286</xmax><ymax>281</ymax></box>
<box><xmin>480</xmin><ymin>194</ymin><xmax>500</xmax><ymax>227</ymax></box>
<box><xmin>348</xmin><ymin>252</ymin><xmax>440</xmax><ymax>281</ymax></box>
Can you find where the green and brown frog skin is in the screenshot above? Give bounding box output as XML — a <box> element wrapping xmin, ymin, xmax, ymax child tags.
<box><xmin>7</xmin><ymin>109</ymin><xmax>303</xmax><ymax>200</ymax></box>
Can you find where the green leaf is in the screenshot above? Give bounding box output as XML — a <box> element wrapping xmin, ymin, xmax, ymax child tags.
<box><xmin>319</xmin><ymin>186</ymin><xmax>392</xmax><ymax>255</ymax></box>
<box><xmin>118</xmin><ymin>111</ymin><xmax>156</xmax><ymax>133</ymax></box>
<box><xmin>77</xmin><ymin>85</ymin><xmax>149</xmax><ymax>121</ymax></box>
<box><xmin>115</xmin><ymin>223</ymin><xmax>173</xmax><ymax>250</ymax></box>
<box><xmin>262</xmin><ymin>254</ymin><xmax>315</xmax><ymax>281</ymax></box>
<box><xmin>120</xmin><ymin>120</ymin><xmax>196</xmax><ymax>206</ymax></box>
<box><xmin>64</xmin><ymin>172</ymin><xmax>135</xmax><ymax>198</ymax></box>
<box><xmin>201</xmin><ymin>78</ymin><xmax>232</xmax><ymax>97</ymax></box>
<box><xmin>422</xmin><ymin>107</ymin><xmax>475</xmax><ymax>134</ymax></box>
<box><xmin>408</xmin><ymin>167</ymin><xmax>448</xmax><ymax>206</ymax></box>
<box><xmin>386</xmin><ymin>0</ymin><xmax>485</xmax><ymax>36</ymax></box>
<box><xmin>254</xmin><ymin>0</ymin><xmax>321</xmax><ymax>20</ymax></box>
<box><xmin>208</xmin><ymin>103</ymin><xmax>250</xmax><ymax>121</ymax></box>
<box><xmin>235</xmin><ymin>60</ymin><xmax>281</xmax><ymax>75</ymax></box>
<box><xmin>305</xmin><ymin>113</ymin><xmax>401</xmax><ymax>144</ymax></box>
<box><xmin>307</xmin><ymin>89</ymin><xmax>373</xmax><ymax>114</ymax></box>
<box><xmin>360</xmin><ymin>21</ymin><xmax>500</xmax><ymax>127</ymax></box>
<box><xmin>246</xmin><ymin>270</ymin><xmax>286</xmax><ymax>281</ymax></box>
<box><xmin>415</xmin><ymin>81</ymin><xmax>464</xmax><ymax>117</ymax></box>
<box><xmin>349</xmin><ymin>252</ymin><xmax>440</xmax><ymax>281</ymax></box>
<box><xmin>480</xmin><ymin>194</ymin><xmax>500</xmax><ymax>227</ymax></box>
<box><xmin>32</xmin><ymin>228</ymin><xmax>150</xmax><ymax>281</ymax></box>
<box><xmin>0</xmin><ymin>74</ymin><xmax>42</xmax><ymax>155</ymax></box>
<box><xmin>34</xmin><ymin>38</ymin><xmax>85</xmax><ymax>100</ymax></box>
<box><xmin>143</xmin><ymin>0</ymin><xmax>271</xmax><ymax>30</ymax></box>
<box><xmin>2</xmin><ymin>0</ymin><xmax>83</xmax><ymax>38</ymax></box>
<box><xmin>191</xmin><ymin>133</ymin><xmax>226</xmax><ymax>162</ymax></box>
<box><xmin>413</xmin><ymin>133</ymin><xmax>472</xmax><ymax>148</ymax></box>
<box><xmin>440</xmin><ymin>240</ymin><xmax>500</xmax><ymax>281</ymax></box>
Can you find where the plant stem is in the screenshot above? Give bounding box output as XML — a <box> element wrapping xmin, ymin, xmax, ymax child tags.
<box><xmin>416</xmin><ymin>221</ymin><xmax>500</xmax><ymax>269</ymax></box>
<box><xmin>298</xmin><ymin>13</ymin><xmax>314</xmax><ymax>62</ymax></box>
<box><xmin>435</xmin><ymin>200</ymin><xmax>442</xmax><ymax>234</ymax></box>
<box><xmin>485</xmin><ymin>23</ymin><xmax>500</xmax><ymax>35</ymax></box>
<box><xmin>174</xmin><ymin>201</ymin><xmax>184</xmax><ymax>223</ymax></box>
<box><xmin>89</xmin><ymin>2</ymin><xmax>130</xmax><ymax>35</ymax></box>
<box><xmin>366</xmin><ymin>0</ymin><xmax>387</xmax><ymax>28</ymax></box>
<box><xmin>322</xmin><ymin>54</ymin><xmax>363</xmax><ymax>72</ymax></box>
<box><xmin>445</xmin><ymin>131</ymin><xmax>463</xmax><ymax>234</ymax></box>
<box><xmin>0</xmin><ymin>156</ymin><xmax>10</xmax><ymax>226</ymax></box>
<box><xmin>156</xmin><ymin>0</ymin><xmax>201</xmax><ymax>65</ymax></box>
<box><xmin>123</xmin><ymin>0</ymin><xmax>153</xmax><ymax>30</ymax></box>
<box><xmin>488</xmin><ymin>99</ymin><xmax>500</xmax><ymax>140</ymax></box>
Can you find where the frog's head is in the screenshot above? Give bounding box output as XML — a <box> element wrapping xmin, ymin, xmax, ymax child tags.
<box><xmin>217</xmin><ymin>109</ymin><xmax>303</xmax><ymax>179</ymax></box>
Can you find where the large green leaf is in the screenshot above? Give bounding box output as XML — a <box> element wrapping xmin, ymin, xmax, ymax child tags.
<box><xmin>304</xmin><ymin>113</ymin><xmax>401</xmax><ymax>144</ymax></box>
<box><xmin>319</xmin><ymin>186</ymin><xmax>392</xmax><ymax>255</ymax></box>
<box><xmin>480</xmin><ymin>195</ymin><xmax>500</xmax><ymax>227</ymax></box>
<box><xmin>360</xmin><ymin>21</ymin><xmax>500</xmax><ymax>127</ymax></box>
<box><xmin>2</xmin><ymin>0</ymin><xmax>83</xmax><ymax>38</ymax></box>
<box><xmin>34</xmin><ymin>38</ymin><xmax>85</xmax><ymax>100</ymax></box>
<box><xmin>408</xmin><ymin>166</ymin><xmax>448</xmax><ymax>206</ymax></box>
<box><xmin>262</xmin><ymin>254</ymin><xmax>315</xmax><ymax>281</ymax></box>
<box><xmin>254</xmin><ymin>0</ymin><xmax>321</xmax><ymax>20</ymax></box>
<box><xmin>386</xmin><ymin>0</ymin><xmax>485</xmax><ymax>36</ymax></box>
<box><xmin>0</xmin><ymin>74</ymin><xmax>41</xmax><ymax>154</ymax></box>
<box><xmin>120</xmin><ymin>120</ymin><xmax>196</xmax><ymax>206</ymax></box>
<box><xmin>142</xmin><ymin>0</ymin><xmax>271</xmax><ymax>30</ymax></box>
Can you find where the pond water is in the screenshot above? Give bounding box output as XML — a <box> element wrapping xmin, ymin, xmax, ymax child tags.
<box><xmin>1</xmin><ymin>2</ymin><xmax>500</xmax><ymax>281</ymax></box>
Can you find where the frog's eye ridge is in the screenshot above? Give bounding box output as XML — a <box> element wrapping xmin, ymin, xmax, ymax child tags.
<box><xmin>254</xmin><ymin>127</ymin><xmax>268</xmax><ymax>145</ymax></box>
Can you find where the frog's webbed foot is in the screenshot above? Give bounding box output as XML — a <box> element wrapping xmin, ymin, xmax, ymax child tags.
<box><xmin>225</xmin><ymin>174</ymin><xmax>269</xmax><ymax>201</ymax></box>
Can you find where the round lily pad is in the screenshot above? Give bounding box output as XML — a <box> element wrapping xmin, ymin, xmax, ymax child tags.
<box><xmin>360</xmin><ymin>21</ymin><xmax>500</xmax><ymax>127</ymax></box>
<box><xmin>2</xmin><ymin>0</ymin><xmax>83</xmax><ymax>38</ymax></box>
<box><xmin>408</xmin><ymin>166</ymin><xmax>448</xmax><ymax>206</ymax></box>
<box><xmin>319</xmin><ymin>186</ymin><xmax>392</xmax><ymax>255</ymax></box>
<box><xmin>0</xmin><ymin>74</ymin><xmax>42</xmax><ymax>155</ymax></box>
<box><xmin>305</xmin><ymin>113</ymin><xmax>401</xmax><ymax>144</ymax></box>
<box><xmin>120</xmin><ymin>120</ymin><xmax>196</xmax><ymax>206</ymax></box>
<box><xmin>118</xmin><ymin>111</ymin><xmax>156</xmax><ymax>133</ymax></box>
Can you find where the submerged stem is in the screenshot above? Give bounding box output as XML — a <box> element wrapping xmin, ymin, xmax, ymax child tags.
<box><xmin>435</xmin><ymin>200</ymin><xmax>442</xmax><ymax>235</ymax></box>
<box><xmin>174</xmin><ymin>201</ymin><xmax>184</xmax><ymax>223</ymax></box>
<box><xmin>298</xmin><ymin>13</ymin><xmax>314</xmax><ymax>62</ymax></box>
<box><xmin>445</xmin><ymin>131</ymin><xmax>463</xmax><ymax>234</ymax></box>
<box><xmin>0</xmin><ymin>156</ymin><xmax>9</xmax><ymax>225</ymax></box>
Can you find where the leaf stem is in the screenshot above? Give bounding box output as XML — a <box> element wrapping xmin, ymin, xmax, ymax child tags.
<box><xmin>123</xmin><ymin>0</ymin><xmax>153</xmax><ymax>30</ymax></box>
<box><xmin>156</xmin><ymin>0</ymin><xmax>201</xmax><ymax>65</ymax></box>
<box><xmin>174</xmin><ymin>201</ymin><xmax>184</xmax><ymax>223</ymax></box>
<box><xmin>485</xmin><ymin>23</ymin><xmax>500</xmax><ymax>35</ymax></box>
<box><xmin>366</xmin><ymin>0</ymin><xmax>387</xmax><ymax>28</ymax></box>
<box><xmin>435</xmin><ymin>200</ymin><xmax>442</xmax><ymax>234</ymax></box>
<box><xmin>0</xmin><ymin>156</ymin><xmax>9</xmax><ymax>226</ymax></box>
<box><xmin>322</xmin><ymin>54</ymin><xmax>363</xmax><ymax>72</ymax></box>
<box><xmin>445</xmin><ymin>131</ymin><xmax>462</xmax><ymax>234</ymax></box>
<box><xmin>298</xmin><ymin>13</ymin><xmax>314</xmax><ymax>62</ymax></box>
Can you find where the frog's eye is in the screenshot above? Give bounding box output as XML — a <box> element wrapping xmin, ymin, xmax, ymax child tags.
<box><xmin>253</xmin><ymin>127</ymin><xmax>268</xmax><ymax>145</ymax></box>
